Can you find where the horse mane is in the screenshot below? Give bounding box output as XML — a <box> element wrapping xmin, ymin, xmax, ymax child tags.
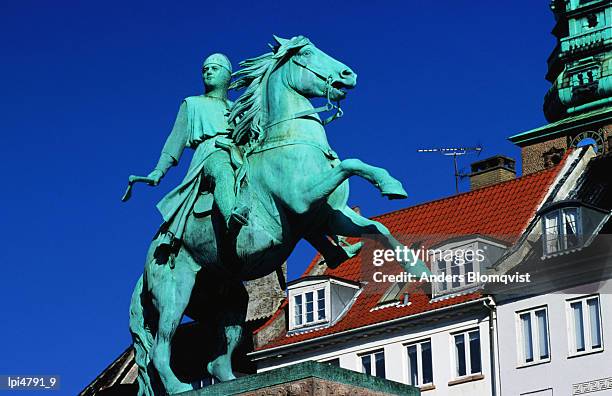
<box><xmin>228</xmin><ymin>36</ymin><xmax>310</xmax><ymax>147</ymax></box>
<box><xmin>227</xmin><ymin>52</ymin><xmax>275</xmax><ymax>146</ymax></box>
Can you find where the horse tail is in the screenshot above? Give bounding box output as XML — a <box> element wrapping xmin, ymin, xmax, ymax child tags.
<box><xmin>129</xmin><ymin>274</ymin><xmax>155</xmax><ymax>396</ymax></box>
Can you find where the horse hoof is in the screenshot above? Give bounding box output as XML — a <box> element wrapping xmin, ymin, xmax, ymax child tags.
<box><xmin>207</xmin><ymin>360</ymin><xmax>237</xmax><ymax>382</ymax></box>
<box><xmin>324</xmin><ymin>241</ymin><xmax>364</xmax><ymax>269</ymax></box>
<box><xmin>167</xmin><ymin>382</ymin><xmax>192</xmax><ymax>395</ymax></box>
<box><xmin>345</xmin><ymin>241</ymin><xmax>364</xmax><ymax>257</ymax></box>
<box><xmin>379</xmin><ymin>180</ymin><xmax>408</xmax><ymax>200</ymax></box>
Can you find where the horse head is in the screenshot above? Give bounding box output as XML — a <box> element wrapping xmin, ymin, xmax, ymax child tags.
<box><xmin>229</xmin><ymin>35</ymin><xmax>357</xmax><ymax>146</ymax></box>
<box><xmin>272</xmin><ymin>35</ymin><xmax>357</xmax><ymax>102</ymax></box>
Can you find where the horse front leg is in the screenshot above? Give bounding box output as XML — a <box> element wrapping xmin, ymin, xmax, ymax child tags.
<box><xmin>303</xmin><ymin>159</ymin><xmax>407</xmax><ymax>212</ymax></box>
<box><xmin>147</xmin><ymin>248</ymin><xmax>197</xmax><ymax>395</ymax></box>
<box><xmin>326</xmin><ymin>206</ymin><xmax>431</xmax><ymax>278</ymax></box>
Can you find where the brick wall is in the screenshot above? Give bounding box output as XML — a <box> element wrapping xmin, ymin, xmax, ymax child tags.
<box><xmin>470</xmin><ymin>168</ymin><xmax>516</xmax><ymax>190</ymax></box>
<box><xmin>521</xmin><ymin>135</ymin><xmax>568</xmax><ymax>175</ymax></box>
<box><xmin>521</xmin><ymin>122</ymin><xmax>612</xmax><ymax>175</ymax></box>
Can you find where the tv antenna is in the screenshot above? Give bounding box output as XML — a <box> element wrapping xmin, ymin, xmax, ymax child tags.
<box><xmin>416</xmin><ymin>146</ymin><xmax>483</xmax><ymax>193</ymax></box>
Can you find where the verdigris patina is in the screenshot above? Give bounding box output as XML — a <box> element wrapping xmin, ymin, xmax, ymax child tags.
<box><xmin>125</xmin><ymin>53</ymin><xmax>260</xmax><ymax>253</ymax></box>
<box><xmin>126</xmin><ymin>36</ymin><xmax>431</xmax><ymax>396</ymax></box>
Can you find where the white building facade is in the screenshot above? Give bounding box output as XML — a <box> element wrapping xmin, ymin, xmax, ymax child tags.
<box><xmin>496</xmin><ymin>282</ymin><xmax>612</xmax><ymax>396</ymax></box>
<box><xmin>254</xmin><ymin>297</ymin><xmax>496</xmax><ymax>396</ymax></box>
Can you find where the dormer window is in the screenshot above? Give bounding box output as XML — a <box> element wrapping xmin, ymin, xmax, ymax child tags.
<box><xmin>432</xmin><ymin>237</ymin><xmax>507</xmax><ymax>297</ymax></box>
<box><xmin>434</xmin><ymin>244</ymin><xmax>476</xmax><ymax>295</ymax></box>
<box><xmin>287</xmin><ymin>276</ymin><xmax>360</xmax><ymax>332</ymax></box>
<box><xmin>543</xmin><ymin>207</ymin><xmax>581</xmax><ymax>255</ymax></box>
<box><xmin>293</xmin><ymin>288</ymin><xmax>326</xmax><ymax>326</ymax></box>
<box><xmin>540</xmin><ymin>200</ymin><xmax>611</xmax><ymax>258</ymax></box>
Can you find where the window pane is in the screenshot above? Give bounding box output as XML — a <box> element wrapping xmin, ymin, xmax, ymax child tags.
<box><xmin>437</xmin><ymin>261</ymin><xmax>447</xmax><ymax>292</ymax></box>
<box><xmin>571</xmin><ymin>301</ymin><xmax>585</xmax><ymax>352</ymax></box>
<box><xmin>374</xmin><ymin>351</ymin><xmax>385</xmax><ymax>379</ymax></box>
<box><xmin>317</xmin><ymin>289</ymin><xmax>326</xmax><ymax>320</ymax></box>
<box><xmin>422</xmin><ymin>341</ymin><xmax>433</xmax><ymax>384</ymax></box>
<box><xmin>305</xmin><ymin>292</ymin><xmax>314</xmax><ymax>323</ymax></box>
<box><xmin>563</xmin><ymin>208</ymin><xmax>579</xmax><ymax>249</ymax></box>
<box><xmin>454</xmin><ymin>334</ymin><xmax>466</xmax><ymax>377</ymax></box>
<box><xmin>588</xmin><ymin>298</ymin><xmax>602</xmax><ymax>348</ymax></box>
<box><xmin>536</xmin><ymin>310</ymin><xmax>549</xmax><ymax>359</ymax></box>
<box><xmin>520</xmin><ymin>312</ymin><xmax>534</xmax><ymax>362</ymax></box>
<box><xmin>469</xmin><ymin>331</ymin><xmax>481</xmax><ymax>374</ymax></box>
<box><xmin>294</xmin><ymin>295</ymin><xmax>302</xmax><ymax>325</ymax></box>
<box><xmin>407</xmin><ymin>345</ymin><xmax>418</xmax><ymax>385</ymax></box>
<box><xmin>451</xmin><ymin>261</ymin><xmax>461</xmax><ymax>288</ymax></box>
<box><xmin>465</xmin><ymin>261</ymin><xmax>474</xmax><ymax>278</ymax></box>
<box><xmin>361</xmin><ymin>355</ymin><xmax>371</xmax><ymax>375</ymax></box>
<box><xmin>545</xmin><ymin>213</ymin><xmax>559</xmax><ymax>254</ymax></box>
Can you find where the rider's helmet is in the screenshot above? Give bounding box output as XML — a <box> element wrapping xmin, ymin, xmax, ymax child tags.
<box><xmin>202</xmin><ymin>53</ymin><xmax>232</xmax><ymax>75</ymax></box>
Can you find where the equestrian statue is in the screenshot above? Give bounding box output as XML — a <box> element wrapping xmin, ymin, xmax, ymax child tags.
<box><xmin>124</xmin><ymin>35</ymin><xmax>431</xmax><ymax>395</ymax></box>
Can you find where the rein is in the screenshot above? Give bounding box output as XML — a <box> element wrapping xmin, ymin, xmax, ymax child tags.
<box><xmin>248</xmin><ymin>138</ymin><xmax>338</xmax><ymax>160</ymax></box>
<box><xmin>263</xmin><ymin>58</ymin><xmax>343</xmax><ymax>130</ymax></box>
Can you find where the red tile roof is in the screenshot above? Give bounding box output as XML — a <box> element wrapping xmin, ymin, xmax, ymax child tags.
<box><xmin>254</xmin><ymin>158</ymin><xmax>567</xmax><ymax>351</ymax></box>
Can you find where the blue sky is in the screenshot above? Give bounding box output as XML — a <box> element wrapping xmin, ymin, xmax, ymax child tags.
<box><xmin>0</xmin><ymin>1</ymin><xmax>554</xmax><ymax>394</ymax></box>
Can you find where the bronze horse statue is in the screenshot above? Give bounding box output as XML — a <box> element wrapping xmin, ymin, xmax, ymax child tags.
<box><xmin>128</xmin><ymin>35</ymin><xmax>430</xmax><ymax>395</ymax></box>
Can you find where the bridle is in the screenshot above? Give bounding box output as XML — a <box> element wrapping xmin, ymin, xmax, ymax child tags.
<box><xmin>263</xmin><ymin>56</ymin><xmax>344</xmax><ymax>130</ymax></box>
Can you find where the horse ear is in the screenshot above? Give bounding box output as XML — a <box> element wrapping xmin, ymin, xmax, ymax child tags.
<box><xmin>273</xmin><ymin>35</ymin><xmax>289</xmax><ymax>46</ymax></box>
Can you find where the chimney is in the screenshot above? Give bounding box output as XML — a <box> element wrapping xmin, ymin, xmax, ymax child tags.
<box><xmin>402</xmin><ymin>292</ymin><xmax>410</xmax><ymax>305</ymax></box>
<box><xmin>469</xmin><ymin>155</ymin><xmax>516</xmax><ymax>190</ymax></box>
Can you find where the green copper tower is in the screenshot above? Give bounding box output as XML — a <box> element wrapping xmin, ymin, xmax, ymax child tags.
<box><xmin>544</xmin><ymin>0</ymin><xmax>612</xmax><ymax>121</ymax></box>
<box><xmin>510</xmin><ymin>0</ymin><xmax>612</xmax><ymax>174</ymax></box>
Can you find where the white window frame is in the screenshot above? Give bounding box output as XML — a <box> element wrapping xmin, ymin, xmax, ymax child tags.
<box><xmin>405</xmin><ymin>339</ymin><xmax>433</xmax><ymax>386</ymax></box>
<box><xmin>432</xmin><ymin>241</ymin><xmax>480</xmax><ymax>296</ymax></box>
<box><xmin>451</xmin><ymin>328</ymin><xmax>482</xmax><ymax>379</ymax></box>
<box><xmin>542</xmin><ymin>207</ymin><xmax>582</xmax><ymax>256</ymax></box>
<box><xmin>566</xmin><ymin>295</ymin><xmax>604</xmax><ymax>357</ymax></box>
<box><xmin>515</xmin><ymin>306</ymin><xmax>551</xmax><ymax>367</ymax></box>
<box><xmin>359</xmin><ymin>349</ymin><xmax>386</xmax><ymax>379</ymax></box>
<box><xmin>288</xmin><ymin>284</ymin><xmax>329</xmax><ymax>330</ymax></box>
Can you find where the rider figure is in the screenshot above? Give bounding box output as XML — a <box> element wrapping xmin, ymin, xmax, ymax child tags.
<box><xmin>148</xmin><ymin>53</ymin><xmax>248</xmax><ymax>250</ymax></box>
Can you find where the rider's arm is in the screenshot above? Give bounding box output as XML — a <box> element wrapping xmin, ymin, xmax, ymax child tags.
<box><xmin>148</xmin><ymin>101</ymin><xmax>189</xmax><ymax>182</ymax></box>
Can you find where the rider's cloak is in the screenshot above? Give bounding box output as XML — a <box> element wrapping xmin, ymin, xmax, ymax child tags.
<box><xmin>155</xmin><ymin>95</ymin><xmax>232</xmax><ymax>240</ymax></box>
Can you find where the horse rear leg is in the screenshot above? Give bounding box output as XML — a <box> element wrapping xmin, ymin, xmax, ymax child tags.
<box><xmin>207</xmin><ymin>279</ymin><xmax>248</xmax><ymax>381</ymax></box>
<box><xmin>305</xmin><ymin>233</ymin><xmax>363</xmax><ymax>269</ymax></box>
<box><xmin>326</xmin><ymin>206</ymin><xmax>431</xmax><ymax>277</ymax></box>
<box><xmin>147</xmin><ymin>248</ymin><xmax>197</xmax><ymax>395</ymax></box>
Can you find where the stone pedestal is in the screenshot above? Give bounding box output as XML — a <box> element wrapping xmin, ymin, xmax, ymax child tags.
<box><xmin>181</xmin><ymin>361</ymin><xmax>419</xmax><ymax>396</ymax></box>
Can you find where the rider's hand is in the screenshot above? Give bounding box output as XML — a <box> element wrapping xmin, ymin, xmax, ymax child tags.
<box><xmin>147</xmin><ymin>169</ymin><xmax>164</xmax><ymax>186</ymax></box>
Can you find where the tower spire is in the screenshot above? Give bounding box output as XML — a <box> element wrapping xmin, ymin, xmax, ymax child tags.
<box><xmin>544</xmin><ymin>0</ymin><xmax>612</xmax><ymax>122</ymax></box>
<box><xmin>509</xmin><ymin>1</ymin><xmax>612</xmax><ymax>175</ymax></box>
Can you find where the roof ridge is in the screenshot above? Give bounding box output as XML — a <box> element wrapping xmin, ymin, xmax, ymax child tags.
<box><xmin>372</xmin><ymin>156</ymin><xmax>567</xmax><ymax>221</ymax></box>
